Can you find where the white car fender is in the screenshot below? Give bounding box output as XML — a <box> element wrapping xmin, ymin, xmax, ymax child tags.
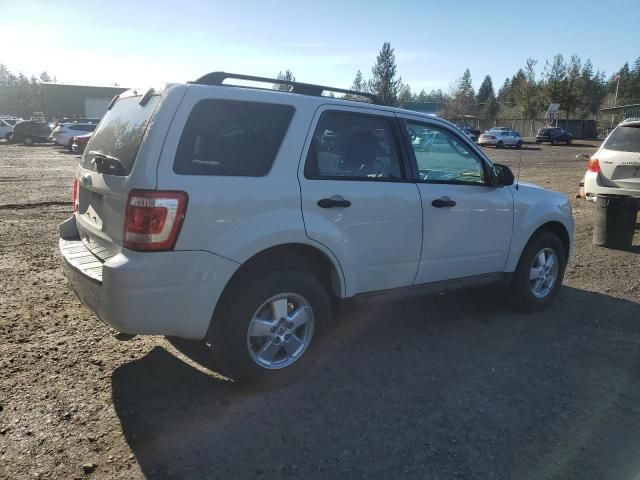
<box><xmin>505</xmin><ymin>182</ymin><xmax>574</xmax><ymax>271</ymax></box>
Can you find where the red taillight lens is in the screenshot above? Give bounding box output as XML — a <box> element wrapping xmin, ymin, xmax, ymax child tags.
<box><xmin>72</xmin><ymin>177</ymin><xmax>79</xmax><ymax>212</ymax></box>
<box><xmin>587</xmin><ymin>158</ymin><xmax>600</xmax><ymax>173</ymax></box>
<box><xmin>123</xmin><ymin>190</ymin><xmax>188</xmax><ymax>251</ymax></box>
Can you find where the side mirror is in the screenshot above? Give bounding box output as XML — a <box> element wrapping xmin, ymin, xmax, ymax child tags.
<box><xmin>491</xmin><ymin>163</ymin><xmax>515</xmax><ymax>186</ymax></box>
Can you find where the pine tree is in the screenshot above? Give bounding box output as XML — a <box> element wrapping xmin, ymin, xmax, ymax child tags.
<box><xmin>274</xmin><ymin>70</ymin><xmax>295</xmax><ymax>91</ymax></box>
<box><xmin>476</xmin><ymin>75</ymin><xmax>499</xmax><ymax>119</ymax></box>
<box><xmin>449</xmin><ymin>68</ymin><xmax>475</xmax><ymax>117</ymax></box>
<box><xmin>368</xmin><ymin>42</ymin><xmax>402</xmax><ymax>106</ymax></box>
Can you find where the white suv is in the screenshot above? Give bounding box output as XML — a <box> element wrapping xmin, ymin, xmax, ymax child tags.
<box><xmin>582</xmin><ymin>118</ymin><xmax>640</xmax><ymax>201</ymax></box>
<box><xmin>59</xmin><ymin>72</ymin><xmax>574</xmax><ymax>386</ymax></box>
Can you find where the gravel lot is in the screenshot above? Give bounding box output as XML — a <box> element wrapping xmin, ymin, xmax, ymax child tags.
<box><xmin>1</xmin><ymin>140</ymin><xmax>639</xmax><ymax>480</ymax></box>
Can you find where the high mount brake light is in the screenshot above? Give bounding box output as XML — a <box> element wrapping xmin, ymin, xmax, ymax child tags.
<box><xmin>123</xmin><ymin>190</ymin><xmax>188</xmax><ymax>251</ymax></box>
<box><xmin>587</xmin><ymin>158</ymin><xmax>600</xmax><ymax>173</ymax></box>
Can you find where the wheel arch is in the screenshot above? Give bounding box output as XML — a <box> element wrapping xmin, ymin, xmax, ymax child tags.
<box><xmin>216</xmin><ymin>243</ymin><xmax>345</xmax><ymax>314</ymax></box>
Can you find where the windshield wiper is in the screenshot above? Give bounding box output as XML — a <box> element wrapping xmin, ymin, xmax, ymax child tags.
<box><xmin>88</xmin><ymin>151</ymin><xmax>125</xmax><ymax>176</ymax></box>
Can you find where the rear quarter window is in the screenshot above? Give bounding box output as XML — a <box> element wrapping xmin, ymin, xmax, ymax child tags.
<box><xmin>173</xmin><ymin>99</ymin><xmax>294</xmax><ymax>176</ymax></box>
<box><xmin>604</xmin><ymin>125</ymin><xmax>640</xmax><ymax>153</ymax></box>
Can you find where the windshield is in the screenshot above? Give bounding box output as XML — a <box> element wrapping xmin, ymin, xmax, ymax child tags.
<box><xmin>604</xmin><ymin>125</ymin><xmax>640</xmax><ymax>153</ymax></box>
<box><xmin>80</xmin><ymin>94</ymin><xmax>160</xmax><ymax>176</ymax></box>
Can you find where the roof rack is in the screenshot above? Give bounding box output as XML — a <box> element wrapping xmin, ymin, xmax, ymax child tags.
<box><xmin>192</xmin><ymin>71</ymin><xmax>380</xmax><ymax>105</ymax></box>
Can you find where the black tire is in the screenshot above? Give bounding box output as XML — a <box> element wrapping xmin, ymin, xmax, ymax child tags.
<box><xmin>496</xmin><ymin>140</ymin><xmax>504</xmax><ymax>149</ymax></box>
<box><xmin>67</xmin><ymin>139</ymin><xmax>74</xmax><ymax>150</ymax></box>
<box><xmin>550</xmin><ymin>138</ymin><xmax>556</xmax><ymax>146</ymax></box>
<box><xmin>516</xmin><ymin>141</ymin><xmax>523</xmax><ymax>149</ymax></box>
<box><xmin>209</xmin><ymin>269</ymin><xmax>332</xmax><ymax>388</ymax></box>
<box><xmin>23</xmin><ymin>137</ymin><xmax>34</xmax><ymax>146</ymax></box>
<box><xmin>511</xmin><ymin>231</ymin><xmax>566</xmax><ymax>312</ymax></box>
<box><xmin>4</xmin><ymin>132</ymin><xmax>11</xmax><ymax>141</ymax></box>
<box><xmin>567</xmin><ymin>138</ymin><xmax>572</xmax><ymax>145</ymax></box>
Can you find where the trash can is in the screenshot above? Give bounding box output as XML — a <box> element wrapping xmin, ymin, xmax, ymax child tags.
<box><xmin>593</xmin><ymin>195</ymin><xmax>639</xmax><ymax>249</ymax></box>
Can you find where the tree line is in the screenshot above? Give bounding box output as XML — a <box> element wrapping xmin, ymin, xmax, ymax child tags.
<box><xmin>279</xmin><ymin>43</ymin><xmax>640</xmax><ymax>121</ymax></box>
<box><xmin>0</xmin><ymin>64</ymin><xmax>54</xmax><ymax>118</ymax></box>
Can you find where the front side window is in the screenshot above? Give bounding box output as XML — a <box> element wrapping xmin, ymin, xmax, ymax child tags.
<box><xmin>406</xmin><ymin>122</ymin><xmax>486</xmax><ymax>184</ymax></box>
<box><xmin>174</xmin><ymin>99</ymin><xmax>294</xmax><ymax>176</ymax></box>
<box><xmin>304</xmin><ymin>111</ymin><xmax>403</xmax><ymax>180</ymax></box>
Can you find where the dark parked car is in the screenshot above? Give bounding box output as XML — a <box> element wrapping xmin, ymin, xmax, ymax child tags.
<box><xmin>11</xmin><ymin>121</ymin><xmax>52</xmax><ymax>145</ymax></box>
<box><xmin>536</xmin><ymin>127</ymin><xmax>573</xmax><ymax>145</ymax></box>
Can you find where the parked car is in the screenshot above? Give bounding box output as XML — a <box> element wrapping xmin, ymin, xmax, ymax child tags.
<box><xmin>55</xmin><ymin>117</ymin><xmax>100</xmax><ymax>126</ymax></box>
<box><xmin>478</xmin><ymin>130</ymin><xmax>523</xmax><ymax>148</ymax></box>
<box><xmin>11</xmin><ymin>120</ymin><xmax>52</xmax><ymax>145</ymax></box>
<box><xmin>582</xmin><ymin>118</ymin><xmax>640</xmax><ymax>201</ymax></box>
<box><xmin>59</xmin><ymin>73</ymin><xmax>574</xmax><ymax>386</ymax></box>
<box><xmin>454</xmin><ymin>124</ymin><xmax>478</xmax><ymax>142</ymax></box>
<box><xmin>0</xmin><ymin>117</ymin><xmax>15</xmax><ymax>141</ymax></box>
<box><xmin>71</xmin><ymin>132</ymin><xmax>92</xmax><ymax>154</ymax></box>
<box><xmin>51</xmin><ymin>123</ymin><xmax>96</xmax><ymax>148</ymax></box>
<box><xmin>536</xmin><ymin>127</ymin><xmax>573</xmax><ymax>145</ymax></box>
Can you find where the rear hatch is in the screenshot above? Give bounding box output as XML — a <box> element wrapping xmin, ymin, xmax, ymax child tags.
<box><xmin>598</xmin><ymin>123</ymin><xmax>640</xmax><ymax>191</ymax></box>
<box><xmin>75</xmin><ymin>91</ymin><xmax>161</xmax><ymax>258</ymax></box>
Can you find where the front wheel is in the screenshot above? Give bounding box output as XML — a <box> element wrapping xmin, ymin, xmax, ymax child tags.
<box><xmin>23</xmin><ymin>137</ymin><xmax>34</xmax><ymax>146</ymax></box>
<box><xmin>209</xmin><ymin>269</ymin><xmax>331</xmax><ymax>387</ymax></box>
<box><xmin>567</xmin><ymin>138</ymin><xmax>572</xmax><ymax>145</ymax></box>
<box><xmin>511</xmin><ymin>231</ymin><xmax>566</xmax><ymax>312</ymax></box>
<box><xmin>516</xmin><ymin>141</ymin><xmax>523</xmax><ymax>149</ymax></box>
<box><xmin>496</xmin><ymin>140</ymin><xmax>504</xmax><ymax>149</ymax></box>
<box><xmin>4</xmin><ymin>132</ymin><xmax>11</xmax><ymax>141</ymax></box>
<box><xmin>550</xmin><ymin>138</ymin><xmax>557</xmax><ymax>146</ymax></box>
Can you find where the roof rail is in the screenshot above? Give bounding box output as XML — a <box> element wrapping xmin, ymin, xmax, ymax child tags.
<box><xmin>191</xmin><ymin>71</ymin><xmax>380</xmax><ymax>105</ymax></box>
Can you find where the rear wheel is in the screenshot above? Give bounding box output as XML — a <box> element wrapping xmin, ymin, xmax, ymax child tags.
<box><xmin>4</xmin><ymin>132</ymin><xmax>11</xmax><ymax>141</ymax></box>
<box><xmin>209</xmin><ymin>269</ymin><xmax>331</xmax><ymax>388</ymax></box>
<box><xmin>511</xmin><ymin>231</ymin><xmax>566</xmax><ymax>312</ymax></box>
<box><xmin>23</xmin><ymin>137</ymin><xmax>34</xmax><ymax>146</ymax></box>
<box><xmin>550</xmin><ymin>138</ymin><xmax>557</xmax><ymax>146</ymax></box>
<box><xmin>516</xmin><ymin>140</ymin><xmax>523</xmax><ymax>149</ymax></box>
<box><xmin>496</xmin><ymin>140</ymin><xmax>504</xmax><ymax>149</ymax></box>
<box><xmin>566</xmin><ymin>138</ymin><xmax>572</xmax><ymax>145</ymax></box>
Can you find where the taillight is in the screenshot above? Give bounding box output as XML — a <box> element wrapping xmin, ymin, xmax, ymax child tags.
<box><xmin>72</xmin><ymin>177</ymin><xmax>79</xmax><ymax>212</ymax></box>
<box><xmin>587</xmin><ymin>158</ymin><xmax>600</xmax><ymax>173</ymax></box>
<box><xmin>123</xmin><ymin>190</ymin><xmax>188</xmax><ymax>251</ymax></box>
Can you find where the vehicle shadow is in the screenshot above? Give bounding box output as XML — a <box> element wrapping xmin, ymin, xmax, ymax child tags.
<box><xmin>112</xmin><ymin>287</ymin><xmax>640</xmax><ymax>480</ymax></box>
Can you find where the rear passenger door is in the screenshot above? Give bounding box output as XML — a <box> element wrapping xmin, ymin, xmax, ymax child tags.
<box><xmin>298</xmin><ymin>106</ymin><xmax>423</xmax><ymax>296</ymax></box>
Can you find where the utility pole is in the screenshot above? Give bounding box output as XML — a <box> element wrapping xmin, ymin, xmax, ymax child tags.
<box><xmin>610</xmin><ymin>74</ymin><xmax>621</xmax><ymax>128</ymax></box>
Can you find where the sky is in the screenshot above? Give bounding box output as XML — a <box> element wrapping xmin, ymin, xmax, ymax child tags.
<box><xmin>1</xmin><ymin>0</ymin><xmax>638</xmax><ymax>93</ymax></box>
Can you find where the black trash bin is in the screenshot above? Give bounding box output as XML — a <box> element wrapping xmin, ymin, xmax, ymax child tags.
<box><xmin>593</xmin><ymin>195</ymin><xmax>639</xmax><ymax>249</ymax></box>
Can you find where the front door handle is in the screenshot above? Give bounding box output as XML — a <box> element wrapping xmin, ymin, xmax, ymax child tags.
<box><xmin>431</xmin><ymin>197</ymin><xmax>456</xmax><ymax>208</ymax></box>
<box><xmin>318</xmin><ymin>197</ymin><xmax>351</xmax><ymax>208</ymax></box>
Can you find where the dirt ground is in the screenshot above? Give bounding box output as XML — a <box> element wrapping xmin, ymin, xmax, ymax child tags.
<box><xmin>1</xmin><ymin>140</ymin><xmax>639</xmax><ymax>480</ymax></box>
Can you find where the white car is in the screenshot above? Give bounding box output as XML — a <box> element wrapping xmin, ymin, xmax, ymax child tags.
<box><xmin>0</xmin><ymin>117</ymin><xmax>19</xmax><ymax>140</ymax></box>
<box><xmin>582</xmin><ymin>118</ymin><xmax>640</xmax><ymax>201</ymax></box>
<box><xmin>478</xmin><ymin>129</ymin><xmax>523</xmax><ymax>148</ymax></box>
<box><xmin>51</xmin><ymin>123</ymin><xmax>96</xmax><ymax>148</ymax></box>
<box><xmin>59</xmin><ymin>72</ymin><xmax>574</xmax><ymax>386</ymax></box>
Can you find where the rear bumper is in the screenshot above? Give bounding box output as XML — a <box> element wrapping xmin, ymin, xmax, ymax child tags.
<box><xmin>59</xmin><ymin>216</ymin><xmax>239</xmax><ymax>340</ymax></box>
<box><xmin>583</xmin><ymin>171</ymin><xmax>640</xmax><ymax>202</ymax></box>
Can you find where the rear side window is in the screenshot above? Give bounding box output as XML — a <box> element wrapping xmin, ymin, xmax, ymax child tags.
<box><xmin>174</xmin><ymin>99</ymin><xmax>294</xmax><ymax>176</ymax></box>
<box><xmin>81</xmin><ymin>95</ymin><xmax>160</xmax><ymax>176</ymax></box>
<box><xmin>604</xmin><ymin>125</ymin><xmax>640</xmax><ymax>153</ymax></box>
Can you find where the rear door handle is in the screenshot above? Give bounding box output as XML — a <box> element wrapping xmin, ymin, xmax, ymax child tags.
<box><xmin>431</xmin><ymin>197</ymin><xmax>456</xmax><ymax>208</ymax></box>
<box><xmin>318</xmin><ymin>197</ymin><xmax>351</xmax><ymax>208</ymax></box>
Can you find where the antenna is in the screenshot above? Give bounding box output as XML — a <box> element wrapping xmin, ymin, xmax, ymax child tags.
<box><xmin>515</xmin><ymin>147</ymin><xmax>522</xmax><ymax>190</ymax></box>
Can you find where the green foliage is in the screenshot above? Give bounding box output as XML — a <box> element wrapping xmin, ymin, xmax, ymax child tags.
<box><xmin>368</xmin><ymin>42</ymin><xmax>402</xmax><ymax>106</ymax></box>
<box><xmin>0</xmin><ymin>64</ymin><xmax>55</xmax><ymax>118</ymax></box>
<box><xmin>476</xmin><ymin>75</ymin><xmax>499</xmax><ymax>120</ymax></box>
<box><xmin>273</xmin><ymin>70</ymin><xmax>295</xmax><ymax>91</ymax></box>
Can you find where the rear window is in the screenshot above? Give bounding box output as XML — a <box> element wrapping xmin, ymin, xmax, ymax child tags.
<box><xmin>173</xmin><ymin>99</ymin><xmax>294</xmax><ymax>176</ymax></box>
<box><xmin>604</xmin><ymin>125</ymin><xmax>640</xmax><ymax>153</ymax></box>
<box><xmin>81</xmin><ymin>95</ymin><xmax>159</xmax><ymax>176</ymax></box>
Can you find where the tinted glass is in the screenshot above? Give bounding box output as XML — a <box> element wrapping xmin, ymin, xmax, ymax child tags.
<box><xmin>81</xmin><ymin>95</ymin><xmax>159</xmax><ymax>176</ymax></box>
<box><xmin>406</xmin><ymin>122</ymin><xmax>485</xmax><ymax>184</ymax></box>
<box><xmin>305</xmin><ymin>111</ymin><xmax>403</xmax><ymax>180</ymax></box>
<box><xmin>540</xmin><ymin>128</ymin><xmax>551</xmax><ymax>134</ymax></box>
<box><xmin>174</xmin><ymin>99</ymin><xmax>293</xmax><ymax>176</ymax></box>
<box><xmin>604</xmin><ymin>125</ymin><xmax>640</xmax><ymax>152</ymax></box>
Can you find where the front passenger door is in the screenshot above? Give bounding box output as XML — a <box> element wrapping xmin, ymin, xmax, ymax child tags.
<box><xmin>402</xmin><ymin>119</ymin><xmax>514</xmax><ymax>284</ymax></box>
